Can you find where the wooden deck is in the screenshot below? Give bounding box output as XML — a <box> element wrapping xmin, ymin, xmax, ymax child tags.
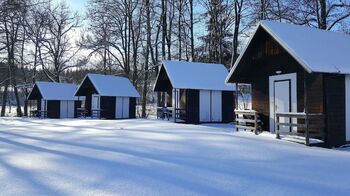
<box><xmin>276</xmin><ymin>112</ymin><xmax>326</xmax><ymax>146</ymax></box>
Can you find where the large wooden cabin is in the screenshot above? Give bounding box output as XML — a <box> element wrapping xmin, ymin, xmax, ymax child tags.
<box><xmin>27</xmin><ymin>82</ymin><xmax>82</xmax><ymax>118</ymax></box>
<box><xmin>154</xmin><ymin>60</ymin><xmax>235</xmax><ymax>124</ymax></box>
<box><xmin>226</xmin><ymin>20</ymin><xmax>350</xmax><ymax>147</ymax></box>
<box><xmin>75</xmin><ymin>74</ymin><xmax>140</xmax><ymax>119</ymax></box>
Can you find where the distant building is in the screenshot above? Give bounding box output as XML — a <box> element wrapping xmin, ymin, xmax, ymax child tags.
<box><xmin>154</xmin><ymin>60</ymin><xmax>235</xmax><ymax>124</ymax></box>
<box><xmin>75</xmin><ymin>74</ymin><xmax>140</xmax><ymax>119</ymax></box>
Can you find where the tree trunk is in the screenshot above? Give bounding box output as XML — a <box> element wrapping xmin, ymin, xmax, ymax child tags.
<box><xmin>160</xmin><ymin>0</ymin><xmax>167</xmax><ymax>107</ymax></box>
<box><xmin>142</xmin><ymin>0</ymin><xmax>151</xmax><ymax>118</ymax></box>
<box><xmin>319</xmin><ymin>0</ymin><xmax>327</xmax><ymax>29</ymax></box>
<box><xmin>189</xmin><ymin>0</ymin><xmax>195</xmax><ymax>61</ymax></box>
<box><xmin>1</xmin><ymin>82</ymin><xmax>9</xmax><ymax>117</ymax></box>
<box><xmin>231</xmin><ymin>0</ymin><xmax>242</xmax><ymax>67</ymax></box>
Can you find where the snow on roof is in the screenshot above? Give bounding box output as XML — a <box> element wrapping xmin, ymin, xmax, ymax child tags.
<box><xmin>85</xmin><ymin>74</ymin><xmax>140</xmax><ymax>97</ymax></box>
<box><xmin>34</xmin><ymin>81</ymin><xmax>79</xmax><ymax>100</ymax></box>
<box><xmin>159</xmin><ymin>60</ymin><xmax>234</xmax><ymax>91</ymax></box>
<box><xmin>227</xmin><ymin>20</ymin><xmax>350</xmax><ymax>82</ymax></box>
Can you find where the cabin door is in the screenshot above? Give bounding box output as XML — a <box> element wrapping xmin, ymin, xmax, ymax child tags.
<box><xmin>274</xmin><ymin>81</ymin><xmax>291</xmax><ymax>132</ymax></box>
<box><xmin>115</xmin><ymin>97</ymin><xmax>129</xmax><ymax>119</ymax></box>
<box><xmin>122</xmin><ymin>97</ymin><xmax>129</xmax><ymax>118</ymax></box>
<box><xmin>60</xmin><ymin>101</ymin><xmax>68</xmax><ymax>118</ymax></box>
<box><xmin>211</xmin><ymin>91</ymin><xmax>222</xmax><ymax>122</ymax></box>
<box><xmin>269</xmin><ymin>73</ymin><xmax>297</xmax><ymax>133</ymax></box>
<box><xmin>92</xmin><ymin>95</ymin><xmax>100</xmax><ymax>110</ymax></box>
<box><xmin>200</xmin><ymin>90</ymin><xmax>211</xmax><ymax>122</ymax></box>
<box><xmin>67</xmin><ymin>101</ymin><xmax>75</xmax><ymax>118</ymax></box>
<box><xmin>41</xmin><ymin>99</ymin><xmax>47</xmax><ymax>111</ymax></box>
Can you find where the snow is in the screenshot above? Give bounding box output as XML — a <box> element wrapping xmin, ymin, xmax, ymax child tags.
<box><xmin>160</xmin><ymin>60</ymin><xmax>234</xmax><ymax>91</ymax></box>
<box><xmin>262</xmin><ymin>21</ymin><xmax>350</xmax><ymax>74</ymax></box>
<box><xmin>227</xmin><ymin>20</ymin><xmax>350</xmax><ymax>82</ymax></box>
<box><xmin>30</xmin><ymin>82</ymin><xmax>79</xmax><ymax>100</ymax></box>
<box><xmin>80</xmin><ymin>74</ymin><xmax>140</xmax><ymax>97</ymax></box>
<box><xmin>0</xmin><ymin>118</ymin><xmax>350</xmax><ymax>195</ymax></box>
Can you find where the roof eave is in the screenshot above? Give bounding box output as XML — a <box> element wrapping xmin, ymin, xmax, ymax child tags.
<box><xmin>260</xmin><ymin>22</ymin><xmax>313</xmax><ymax>74</ymax></box>
<box><xmin>225</xmin><ymin>21</ymin><xmax>315</xmax><ymax>84</ymax></box>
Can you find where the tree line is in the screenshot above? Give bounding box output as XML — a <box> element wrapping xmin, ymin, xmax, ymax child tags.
<box><xmin>0</xmin><ymin>0</ymin><xmax>349</xmax><ymax>117</ymax></box>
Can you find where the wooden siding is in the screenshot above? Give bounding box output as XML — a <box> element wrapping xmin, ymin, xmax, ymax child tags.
<box><xmin>324</xmin><ymin>74</ymin><xmax>346</xmax><ymax>147</ymax></box>
<box><xmin>47</xmin><ymin>100</ymin><xmax>60</xmax><ymax>119</ymax></box>
<box><xmin>186</xmin><ymin>89</ymin><xmax>199</xmax><ymax>124</ymax></box>
<box><xmin>37</xmin><ymin>99</ymin><xmax>41</xmax><ymax>110</ymax></box>
<box><xmin>74</xmin><ymin>100</ymin><xmax>82</xmax><ymax>118</ymax></box>
<box><xmin>27</xmin><ymin>85</ymin><xmax>43</xmax><ymax>100</ymax></box>
<box><xmin>129</xmin><ymin>97</ymin><xmax>136</xmax><ymax>118</ymax></box>
<box><xmin>227</xmin><ymin>25</ymin><xmax>348</xmax><ymax>146</ymax></box>
<box><xmin>75</xmin><ymin>76</ymin><xmax>98</xmax><ymax>116</ymax></box>
<box><xmin>228</xmin><ymin>28</ymin><xmax>327</xmax><ymax>131</ymax></box>
<box><xmin>100</xmin><ymin>96</ymin><xmax>116</xmax><ymax>119</ymax></box>
<box><xmin>222</xmin><ymin>91</ymin><xmax>234</xmax><ymax>123</ymax></box>
<box><xmin>154</xmin><ymin>66</ymin><xmax>173</xmax><ymax>92</ymax></box>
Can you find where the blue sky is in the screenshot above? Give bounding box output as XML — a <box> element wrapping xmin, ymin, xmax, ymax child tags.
<box><xmin>66</xmin><ymin>0</ymin><xmax>88</xmax><ymax>12</ymax></box>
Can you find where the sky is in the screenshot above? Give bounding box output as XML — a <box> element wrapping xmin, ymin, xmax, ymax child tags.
<box><xmin>66</xmin><ymin>0</ymin><xmax>88</xmax><ymax>12</ymax></box>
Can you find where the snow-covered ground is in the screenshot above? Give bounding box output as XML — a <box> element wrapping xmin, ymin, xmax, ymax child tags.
<box><xmin>0</xmin><ymin>118</ymin><xmax>349</xmax><ymax>195</ymax></box>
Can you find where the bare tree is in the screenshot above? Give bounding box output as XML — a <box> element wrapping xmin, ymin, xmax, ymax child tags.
<box><xmin>40</xmin><ymin>1</ymin><xmax>81</xmax><ymax>82</ymax></box>
<box><xmin>0</xmin><ymin>0</ymin><xmax>29</xmax><ymax>117</ymax></box>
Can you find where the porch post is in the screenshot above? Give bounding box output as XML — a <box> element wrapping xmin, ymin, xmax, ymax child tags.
<box><xmin>304</xmin><ymin>71</ymin><xmax>310</xmax><ymax>146</ymax></box>
<box><xmin>235</xmin><ymin>83</ymin><xmax>239</xmax><ymax>132</ymax></box>
<box><xmin>174</xmin><ymin>88</ymin><xmax>177</xmax><ymax>123</ymax></box>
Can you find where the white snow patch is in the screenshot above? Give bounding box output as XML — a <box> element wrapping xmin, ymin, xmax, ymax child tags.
<box><xmin>80</xmin><ymin>73</ymin><xmax>140</xmax><ymax>97</ymax></box>
<box><xmin>160</xmin><ymin>60</ymin><xmax>234</xmax><ymax>91</ymax></box>
<box><xmin>0</xmin><ymin>118</ymin><xmax>349</xmax><ymax>195</ymax></box>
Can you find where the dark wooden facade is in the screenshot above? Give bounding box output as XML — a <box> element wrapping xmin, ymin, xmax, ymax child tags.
<box><xmin>75</xmin><ymin>76</ymin><xmax>137</xmax><ymax>120</ymax></box>
<box><xmin>227</xmin><ymin>27</ymin><xmax>347</xmax><ymax>147</ymax></box>
<box><xmin>154</xmin><ymin>66</ymin><xmax>235</xmax><ymax>124</ymax></box>
<box><xmin>27</xmin><ymin>84</ymin><xmax>81</xmax><ymax>119</ymax></box>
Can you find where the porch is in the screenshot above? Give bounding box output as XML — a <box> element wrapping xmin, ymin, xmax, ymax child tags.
<box><xmin>156</xmin><ymin>88</ymin><xmax>189</xmax><ymax>123</ymax></box>
<box><xmin>232</xmin><ymin>71</ymin><xmax>328</xmax><ymax>146</ymax></box>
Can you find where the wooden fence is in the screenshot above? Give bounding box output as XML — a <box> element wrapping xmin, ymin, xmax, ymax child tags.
<box><xmin>276</xmin><ymin>112</ymin><xmax>326</xmax><ymax>146</ymax></box>
<box><xmin>235</xmin><ymin>110</ymin><xmax>259</xmax><ymax>134</ymax></box>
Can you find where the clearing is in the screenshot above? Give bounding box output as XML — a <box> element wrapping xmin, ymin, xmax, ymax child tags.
<box><xmin>0</xmin><ymin>118</ymin><xmax>349</xmax><ymax>195</ymax></box>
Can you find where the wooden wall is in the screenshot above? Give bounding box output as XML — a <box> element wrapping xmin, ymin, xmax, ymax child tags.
<box><xmin>324</xmin><ymin>74</ymin><xmax>346</xmax><ymax>147</ymax></box>
<box><xmin>75</xmin><ymin>77</ymin><xmax>98</xmax><ymax>116</ymax></box>
<box><xmin>222</xmin><ymin>91</ymin><xmax>235</xmax><ymax>123</ymax></box>
<box><xmin>74</xmin><ymin>100</ymin><xmax>82</xmax><ymax>118</ymax></box>
<box><xmin>100</xmin><ymin>96</ymin><xmax>116</xmax><ymax>119</ymax></box>
<box><xmin>47</xmin><ymin>100</ymin><xmax>60</xmax><ymax>119</ymax></box>
<box><xmin>186</xmin><ymin>89</ymin><xmax>199</xmax><ymax>124</ymax></box>
<box><xmin>226</xmin><ymin>26</ymin><xmax>348</xmax><ymax>146</ymax></box>
<box><xmin>129</xmin><ymin>97</ymin><xmax>136</xmax><ymax>118</ymax></box>
<box><xmin>227</xmin><ymin>27</ymin><xmax>330</xmax><ymax>132</ymax></box>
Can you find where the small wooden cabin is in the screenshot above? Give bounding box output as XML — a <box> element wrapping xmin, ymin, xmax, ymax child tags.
<box><xmin>154</xmin><ymin>60</ymin><xmax>235</xmax><ymax>124</ymax></box>
<box><xmin>27</xmin><ymin>82</ymin><xmax>81</xmax><ymax>118</ymax></box>
<box><xmin>226</xmin><ymin>20</ymin><xmax>350</xmax><ymax>147</ymax></box>
<box><xmin>75</xmin><ymin>74</ymin><xmax>140</xmax><ymax>119</ymax></box>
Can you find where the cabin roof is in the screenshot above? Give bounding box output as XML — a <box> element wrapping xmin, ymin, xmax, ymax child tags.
<box><xmin>226</xmin><ymin>20</ymin><xmax>350</xmax><ymax>82</ymax></box>
<box><xmin>79</xmin><ymin>73</ymin><xmax>140</xmax><ymax>97</ymax></box>
<box><xmin>156</xmin><ymin>60</ymin><xmax>234</xmax><ymax>91</ymax></box>
<box><xmin>28</xmin><ymin>82</ymin><xmax>79</xmax><ymax>100</ymax></box>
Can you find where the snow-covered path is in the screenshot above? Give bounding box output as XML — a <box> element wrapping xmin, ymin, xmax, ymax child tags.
<box><xmin>0</xmin><ymin>118</ymin><xmax>349</xmax><ymax>196</ymax></box>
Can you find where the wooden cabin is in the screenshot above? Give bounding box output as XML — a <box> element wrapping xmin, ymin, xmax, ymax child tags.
<box><xmin>226</xmin><ymin>20</ymin><xmax>350</xmax><ymax>147</ymax></box>
<box><xmin>27</xmin><ymin>82</ymin><xmax>82</xmax><ymax>118</ymax></box>
<box><xmin>154</xmin><ymin>60</ymin><xmax>235</xmax><ymax>124</ymax></box>
<box><xmin>75</xmin><ymin>74</ymin><xmax>140</xmax><ymax>119</ymax></box>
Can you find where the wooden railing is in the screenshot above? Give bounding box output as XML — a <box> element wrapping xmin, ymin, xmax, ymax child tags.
<box><xmin>235</xmin><ymin>110</ymin><xmax>259</xmax><ymax>134</ymax></box>
<box><xmin>77</xmin><ymin>108</ymin><xmax>88</xmax><ymax>118</ymax></box>
<box><xmin>174</xmin><ymin>108</ymin><xmax>186</xmax><ymax>122</ymax></box>
<box><xmin>30</xmin><ymin>110</ymin><xmax>47</xmax><ymax>118</ymax></box>
<box><xmin>91</xmin><ymin>109</ymin><xmax>103</xmax><ymax>119</ymax></box>
<box><xmin>157</xmin><ymin>107</ymin><xmax>172</xmax><ymax>120</ymax></box>
<box><xmin>276</xmin><ymin>112</ymin><xmax>326</xmax><ymax>146</ymax></box>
